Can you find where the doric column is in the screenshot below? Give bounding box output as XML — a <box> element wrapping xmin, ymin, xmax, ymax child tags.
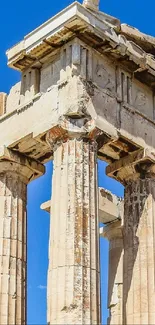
<box><xmin>106</xmin><ymin>149</ymin><xmax>155</xmax><ymax>325</ymax></box>
<box><xmin>46</xmin><ymin>118</ymin><xmax>101</xmax><ymax>325</ymax></box>
<box><xmin>101</xmin><ymin>221</ymin><xmax>123</xmax><ymax>325</ymax></box>
<box><xmin>123</xmin><ymin>176</ymin><xmax>155</xmax><ymax>325</ymax></box>
<box><xmin>0</xmin><ymin>148</ymin><xmax>44</xmax><ymax>325</ymax></box>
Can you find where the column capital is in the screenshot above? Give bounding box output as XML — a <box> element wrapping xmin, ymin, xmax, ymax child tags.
<box><xmin>46</xmin><ymin>116</ymin><xmax>103</xmax><ymax>148</ymax></box>
<box><xmin>100</xmin><ymin>220</ymin><xmax>123</xmax><ymax>241</ymax></box>
<box><xmin>106</xmin><ymin>148</ymin><xmax>155</xmax><ymax>184</ymax></box>
<box><xmin>0</xmin><ymin>146</ymin><xmax>45</xmax><ymax>183</ymax></box>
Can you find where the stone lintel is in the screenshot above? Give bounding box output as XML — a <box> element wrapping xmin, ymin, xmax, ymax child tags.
<box><xmin>47</xmin><ymin>119</ymin><xmax>142</xmax><ymax>167</ymax></box>
<box><xmin>4</xmin><ymin>39</ymin><xmax>155</xmax><ymax>166</ymax></box>
<box><xmin>98</xmin><ymin>188</ymin><xmax>123</xmax><ymax>224</ymax></box>
<box><xmin>5</xmin><ymin>1</ymin><xmax>155</xmax><ymax>88</ymax></box>
<box><xmin>5</xmin><ymin>2</ymin><xmax>120</xmax><ymax>71</ymax></box>
<box><xmin>0</xmin><ymin>105</ymin><xmax>151</xmax><ymax>166</ymax></box>
<box><xmin>121</xmin><ymin>23</ymin><xmax>155</xmax><ymax>54</ymax></box>
<box><xmin>41</xmin><ymin>187</ymin><xmax>123</xmax><ymax>225</ymax></box>
<box><xmin>2</xmin><ymin>10</ymin><xmax>155</xmax><ymax>169</ymax></box>
<box><xmin>0</xmin><ymin>146</ymin><xmax>45</xmax><ymax>182</ymax></box>
<box><xmin>106</xmin><ymin>148</ymin><xmax>155</xmax><ymax>184</ymax></box>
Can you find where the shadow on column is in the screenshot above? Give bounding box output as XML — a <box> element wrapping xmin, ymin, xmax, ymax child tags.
<box><xmin>122</xmin><ymin>179</ymin><xmax>153</xmax><ymax>324</ymax></box>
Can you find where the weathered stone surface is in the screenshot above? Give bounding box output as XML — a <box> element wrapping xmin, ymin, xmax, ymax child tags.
<box><xmin>101</xmin><ymin>221</ymin><xmax>123</xmax><ymax>325</ymax></box>
<box><xmin>47</xmin><ymin>137</ymin><xmax>100</xmax><ymax>324</ymax></box>
<box><xmin>2</xmin><ymin>2</ymin><xmax>155</xmax><ymax>325</ymax></box>
<box><xmin>41</xmin><ymin>187</ymin><xmax>123</xmax><ymax>224</ymax></box>
<box><xmin>99</xmin><ymin>188</ymin><xmax>123</xmax><ymax>224</ymax></box>
<box><xmin>121</xmin><ymin>24</ymin><xmax>155</xmax><ymax>54</ymax></box>
<box><xmin>83</xmin><ymin>0</ymin><xmax>99</xmax><ymax>11</ymax></box>
<box><xmin>0</xmin><ymin>170</ymin><xmax>27</xmax><ymax>325</ymax></box>
<box><xmin>107</xmin><ymin>152</ymin><xmax>155</xmax><ymax>324</ymax></box>
<box><xmin>0</xmin><ymin>153</ymin><xmax>44</xmax><ymax>325</ymax></box>
<box><xmin>0</xmin><ymin>2</ymin><xmax>154</xmax><ymax>168</ymax></box>
<box><xmin>106</xmin><ymin>148</ymin><xmax>155</xmax><ymax>184</ymax></box>
<box><xmin>42</xmin><ymin>187</ymin><xmax>123</xmax><ymax>324</ymax></box>
<box><xmin>123</xmin><ymin>177</ymin><xmax>155</xmax><ymax>324</ymax></box>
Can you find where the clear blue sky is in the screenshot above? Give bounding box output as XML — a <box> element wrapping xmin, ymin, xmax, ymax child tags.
<box><xmin>0</xmin><ymin>0</ymin><xmax>154</xmax><ymax>323</ymax></box>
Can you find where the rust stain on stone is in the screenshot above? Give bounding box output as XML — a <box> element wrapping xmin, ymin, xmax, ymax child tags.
<box><xmin>75</xmin><ymin>205</ymin><xmax>83</xmax><ymax>264</ymax></box>
<box><xmin>83</xmin><ymin>208</ymin><xmax>89</xmax><ymax>244</ymax></box>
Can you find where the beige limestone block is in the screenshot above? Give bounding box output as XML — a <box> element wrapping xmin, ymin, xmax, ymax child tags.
<box><xmin>41</xmin><ymin>187</ymin><xmax>124</xmax><ymax>224</ymax></box>
<box><xmin>20</xmin><ymin>69</ymin><xmax>40</xmax><ymax>105</ymax></box>
<box><xmin>6</xmin><ymin>83</ymin><xmax>20</xmax><ymax>113</ymax></box>
<box><xmin>47</xmin><ymin>138</ymin><xmax>100</xmax><ymax>324</ymax></box>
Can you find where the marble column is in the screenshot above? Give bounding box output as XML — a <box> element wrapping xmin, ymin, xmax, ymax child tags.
<box><xmin>47</xmin><ymin>137</ymin><xmax>100</xmax><ymax>324</ymax></box>
<box><xmin>102</xmin><ymin>221</ymin><xmax>123</xmax><ymax>325</ymax></box>
<box><xmin>106</xmin><ymin>150</ymin><xmax>155</xmax><ymax>325</ymax></box>
<box><xmin>0</xmin><ymin>153</ymin><xmax>44</xmax><ymax>325</ymax></box>
<box><xmin>123</xmin><ymin>175</ymin><xmax>155</xmax><ymax>325</ymax></box>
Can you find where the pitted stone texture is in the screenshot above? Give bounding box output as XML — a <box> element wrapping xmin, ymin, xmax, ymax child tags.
<box><xmin>41</xmin><ymin>187</ymin><xmax>124</xmax><ymax>224</ymax></box>
<box><xmin>48</xmin><ymin>138</ymin><xmax>100</xmax><ymax>325</ymax></box>
<box><xmin>0</xmin><ymin>172</ymin><xmax>27</xmax><ymax>325</ymax></box>
<box><xmin>123</xmin><ymin>178</ymin><xmax>155</xmax><ymax>324</ymax></box>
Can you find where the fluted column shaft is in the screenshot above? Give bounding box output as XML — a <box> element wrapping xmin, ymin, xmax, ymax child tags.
<box><xmin>0</xmin><ymin>153</ymin><xmax>44</xmax><ymax>325</ymax></box>
<box><xmin>0</xmin><ymin>171</ymin><xmax>27</xmax><ymax>325</ymax></box>
<box><xmin>103</xmin><ymin>221</ymin><xmax>123</xmax><ymax>325</ymax></box>
<box><xmin>47</xmin><ymin>138</ymin><xmax>100</xmax><ymax>324</ymax></box>
<box><xmin>123</xmin><ymin>177</ymin><xmax>155</xmax><ymax>324</ymax></box>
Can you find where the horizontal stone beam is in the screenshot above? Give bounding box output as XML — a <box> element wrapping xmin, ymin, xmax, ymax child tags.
<box><xmin>0</xmin><ymin>146</ymin><xmax>45</xmax><ymax>182</ymax></box>
<box><xmin>106</xmin><ymin>148</ymin><xmax>155</xmax><ymax>183</ymax></box>
<box><xmin>6</xmin><ymin>2</ymin><xmax>155</xmax><ymax>81</ymax></box>
<box><xmin>98</xmin><ymin>187</ymin><xmax>123</xmax><ymax>224</ymax></box>
<box><xmin>41</xmin><ymin>187</ymin><xmax>124</xmax><ymax>225</ymax></box>
<box><xmin>1</xmin><ymin>3</ymin><xmax>155</xmax><ymax>167</ymax></box>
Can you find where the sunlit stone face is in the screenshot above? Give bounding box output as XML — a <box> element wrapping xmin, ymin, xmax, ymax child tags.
<box><xmin>83</xmin><ymin>0</ymin><xmax>99</xmax><ymax>10</ymax></box>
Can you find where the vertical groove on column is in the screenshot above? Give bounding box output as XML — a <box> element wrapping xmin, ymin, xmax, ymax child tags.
<box><xmin>64</xmin><ymin>140</ymin><xmax>73</xmax><ymax>325</ymax></box>
<box><xmin>108</xmin><ymin>236</ymin><xmax>123</xmax><ymax>325</ymax></box>
<box><xmin>123</xmin><ymin>178</ymin><xmax>155</xmax><ymax>325</ymax></box>
<box><xmin>74</xmin><ymin>138</ymin><xmax>84</xmax><ymax>324</ymax></box>
<box><xmin>47</xmin><ymin>138</ymin><xmax>100</xmax><ymax>325</ymax></box>
<box><xmin>0</xmin><ymin>173</ymin><xmax>27</xmax><ymax>325</ymax></box>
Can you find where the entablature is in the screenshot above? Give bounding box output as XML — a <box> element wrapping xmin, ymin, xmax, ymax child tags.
<box><xmin>1</xmin><ymin>37</ymin><xmax>155</xmax><ymax>165</ymax></box>
<box><xmin>6</xmin><ymin>2</ymin><xmax>155</xmax><ymax>90</ymax></box>
<box><xmin>1</xmin><ymin>1</ymin><xmax>155</xmax><ymax>168</ymax></box>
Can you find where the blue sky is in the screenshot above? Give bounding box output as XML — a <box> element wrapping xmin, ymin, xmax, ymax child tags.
<box><xmin>0</xmin><ymin>0</ymin><xmax>154</xmax><ymax>323</ymax></box>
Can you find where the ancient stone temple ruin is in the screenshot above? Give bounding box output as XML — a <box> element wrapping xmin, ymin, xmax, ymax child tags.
<box><xmin>1</xmin><ymin>0</ymin><xmax>155</xmax><ymax>323</ymax></box>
